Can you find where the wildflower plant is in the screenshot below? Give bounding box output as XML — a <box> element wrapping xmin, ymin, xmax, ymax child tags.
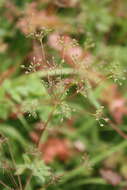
<box><xmin>1</xmin><ymin>25</ymin><xmax>127</xmax><ymax>188</ymax></box>
<box><xmin>20</xmin><ymin>26</ymin><xmax>127</xmax><ymax>141</ymax></box>
<box><xmin>1</xmin><ymin>0</ymin><xmax>127</xmax><ymax>189</ymax></box>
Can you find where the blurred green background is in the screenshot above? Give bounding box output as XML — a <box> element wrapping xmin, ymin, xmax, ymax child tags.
<box><xmin>0</xmin><ymin>0</ymin><xmax>127</xmax><ymax>190</ymax></box>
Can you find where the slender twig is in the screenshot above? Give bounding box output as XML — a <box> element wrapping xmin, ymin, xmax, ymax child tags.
<box><xmin>0</xmin><ymin>180</ymin><xmax>12</xmax><ymax>190</ymax></box>
<box><xmin>24</xmin><ymin>173</ymin><xmax>33</xmax><ymax>190</ymax></box>
<box><xmin>108</xmin><ymin>119</ymin><xmax>127</xmax><ymax>139</ymax></box>
<box><xmin>38</xmin><ymin>83</ymin><xmax>70</xmax><ymax>147</ymax></box>
<box><xmin>40</xmin><ymin>39</ymin><xmax>46</xmax><ymax>62</ymax></box>
<box><xmin>7</xmin><ymin>142</ymin><xmax>23</xmax><ymax>190</ymax></box>
<box><xmin>7</xmin><ymin>171</ymin><xmax>18</xmax><ymax>190</ymax></box>
<box><xmin>38</xmin><ymin>104</ymin><xmax>57</xmax><ymax>148</ymax></box>
<box><xmin>35</xmin><ymin>68</ymin><xmax>75</xmax><ymax>78</ymax></box>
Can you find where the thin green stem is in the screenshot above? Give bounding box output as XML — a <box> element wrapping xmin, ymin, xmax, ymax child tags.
<box><xmin>35</xmin><ymin>68</ymin><xmax>75</xmax><ymax>78</ymax></box>
<box><xmin>24</xmin><ymin>173</ymin><xmax>32</xmax><ymax>190</ymax></box>
<box><xmin>0</xmin><ymin>180</ymin><xmax>13</xmax><ymax>190</ymax></box>
<box><xmin>40</xmin><ymin>39</ymin><xmax>46</xmax><ymax>62</ymax></box>
<box><xmin>38</xmin><ymin>83</ymin><xmax>70</xmax><ymax>147</ymax></box>
<box><xmin>7</xmin><ymin>142</ymin><xmax>23</xmax><ymax>190</ymax></box>
<box><xmin>38</xmin><ymin>104</ymin><xmax>57</xmax><ymax>147</ymax></box>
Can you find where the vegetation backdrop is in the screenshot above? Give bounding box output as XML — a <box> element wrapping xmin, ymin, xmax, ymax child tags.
<box><xmin>0</xmin><ymin>0</ymin><xmax>127</xmax><ymax>190</ymax></box>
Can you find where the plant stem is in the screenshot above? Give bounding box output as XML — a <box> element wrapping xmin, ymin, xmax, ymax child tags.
<box><xmin>7</xmin><ymin>142</ymin><xmax>23</xmax><ymax>190</ymax></box>
<box><xmin>24</xmin><ymin>173</ymin><xmax>32</xmax><ymax>190</ymax></box>
<box><xmin>0</xmin><ymin>180</ymin><xmax>13</xmax><ymax>190</ymax></box>
<box><xmin>35</xmin><ymin>68</ymin><xmax>75</xmax><ymax>78</ymax></box>
<box><xmin>40</xmin><ymin>39</ymin><xmax>46</xmax><ymax>62</ymax></box>
<box><xmin>38</xmin><ymin>83</ymin><xmax>70</xmax><ymax>147</ymax></box>
<box><xmin>38</xmin><ymin>104</ymin><xmax>57</xmax><ymax>148</ymax></box>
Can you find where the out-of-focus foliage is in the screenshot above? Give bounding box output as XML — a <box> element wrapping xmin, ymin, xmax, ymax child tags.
<box><xmin>0</xmin><ymin>0</ymin><xmax>127</xmax><ymax>190</ymax></box>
